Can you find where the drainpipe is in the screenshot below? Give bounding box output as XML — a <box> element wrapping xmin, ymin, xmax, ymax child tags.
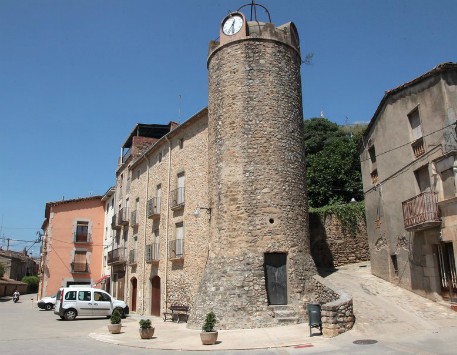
<box><xmin>164</xmin><ymin>135</ymin><xmax>172</xmax><ymax>311</ymax></box>
<box><xmin>141</xmin><ymin>155</ymin><xmax>151</xmax><ymax>315</ymax></box>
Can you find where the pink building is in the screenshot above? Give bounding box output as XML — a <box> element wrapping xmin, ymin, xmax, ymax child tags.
<box><xmin>38</xmin><ymin>196</ymin><xmax>104</xmax><ymax>298</ymax></box>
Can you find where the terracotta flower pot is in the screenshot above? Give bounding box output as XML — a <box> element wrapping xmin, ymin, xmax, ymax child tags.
<box><xmin>200</xmin><ymin>331</ymin><xmax>218</xmax><ymax>345</ymax></box>
<box><xmin>108</xmin><ymin>323</ymin><xmax>122</xmax><ymax>334</ymax></box>
<box><xmin>139</xmin><ymin>327</ymin><xmax>155</xmax><ymax>339</ymax></box>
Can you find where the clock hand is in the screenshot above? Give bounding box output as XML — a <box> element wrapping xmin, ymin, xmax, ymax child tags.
<box><xmin>230</xmin><ymin>20</ymin><xmax>235</xmax><ymax>34</ymax></box>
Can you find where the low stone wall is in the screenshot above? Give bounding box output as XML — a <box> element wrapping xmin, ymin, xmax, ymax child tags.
<box><xmin>310</xmin><ymin>275</ymin><xmax>354</xmax><ymax>337</ymax></box>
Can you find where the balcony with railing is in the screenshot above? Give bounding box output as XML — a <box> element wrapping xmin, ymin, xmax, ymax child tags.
<box><xmin>71</xmin><ymin>262</ymin><xmax>89</xmax><ymax>273</ymax></box>
<box><xmin>402</xmin><ymin>191</ymin><xmax>441</xmax><ymax>231</ymax></box>
<box><xmin>412</xmin><ymin>137</ymin><xmax>425</xmax><ymax>158</ymax></box>
<box><xmin>74</xmin><ymin>232</ymin><xmax>91</xmax><ymax>243</ymax></box>
<box><xmin>107</xmin><ymin>247</ymin><xmax>127</xmax><ymax>265</ymax></box>
<box><xmin>169</xmin><ymin>239</ymin><xmax>184</xmax><ymax>259</ymax></box>
<box><xmin>146</xmin><ymin>243</ymin><xmax>160</xmax><ymax>263</ymax></box>
<box><xmin>147</xmin><ymin>197</ymin><xmax>161</xmax><ymax>218</ymax></box>
<box><xmin>130</xmin><ymin>210</ymin><xmax>138</xmax><ymax>227</ymax></box>
<box><xmin>118</xmin><ymin>208</ymin><xmax>129</xmax><ymax>225</ymax></box>
<box><xmin>170</xmin><ymin>188</ymin><xmax>185</xmax><ymax>209</ymax></box>
<box><xmin>129</xmin><ymin>249</ymin><xmax>136</xmax><ymax>265</ymax></box>
<box><xmin>111</xmin><ymin>214</ymin><xmax>121</xmax><ymax>230</ymax></box>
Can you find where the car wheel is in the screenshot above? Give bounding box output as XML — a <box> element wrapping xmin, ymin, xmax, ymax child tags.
<box><xmin>113</xmin><ymin>307</ymin><xmax>124</xmax><ymax>318</ymax></box>
<box><xmin>64</xmin><ymin>309</ymin><xmax>77</xmax><ymax>321</ymax></box>
<box><xmin>45</xmin><ymin>303</ymin><xmax>53</xmax><ymax>311</ymax></box>
<box><xmin>60</xmin><ymin>316</ymin><xmax>65</xmax><ymax>320</ymax></box>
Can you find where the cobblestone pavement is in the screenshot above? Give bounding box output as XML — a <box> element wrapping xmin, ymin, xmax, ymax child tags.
<box><xmin>323</xmin><ymin>262</ymin><xmax>457</xmax><ymax>341</ymax></box>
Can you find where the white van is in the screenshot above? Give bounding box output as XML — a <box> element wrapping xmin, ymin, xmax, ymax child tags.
<box><xmin>54</xmin><ymin>286</ymin><xmax>129</xmax><ymax>321</ymax></box>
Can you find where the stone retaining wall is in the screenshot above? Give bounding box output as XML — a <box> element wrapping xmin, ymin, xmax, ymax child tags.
<box><xmin>310</xmin><ymin>275</ymin><xmax>354</xmax><ymax>337</ymax></box>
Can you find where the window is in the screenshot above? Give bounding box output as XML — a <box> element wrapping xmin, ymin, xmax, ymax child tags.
<box><xmin>177</xmin><ymin>172</ymin><xmax>185</xmax><ymax>205</ymax></box>
<box><xmin>409</xmin><ymin>108</ymin><xmax>425</xmax><ymax>157</ymax></box>
<box><xmin>368</xmin><ymin>145</ymin><xmax>378</xmax><ymax>185</ymax></box>
<box><xmin>94</xmin><ymin>291</ymin><xmax>111</xmax><ymax>302</ymax></box>
<box><xmin>414</xmin><ymin>165</ymin><xmax>431</xmax><ymax>193</ymax></box>
<box><xmin>441</xmin><ymin>168</ymin><xmax>456</xmax><ymax>199</ymax></box>
<box><xmin>179</xmin><ymin>138</ymin><xmax>184</xmax><ymax>149</ymax></box>
<box><xmin>136</xmin><ymin>169</ymin><xmax>140</xmax><ymax>180</ymax></box>
<box><xmin>408</xmin><ymin>108</ymin><xmax>422</xmax><ymax>140</ymax></box>
<box><xmin>175</xmin><ymin>223</ymin><xmax>184</xmax><ymax>257</ymax></box>
<box><xmin>64</xmin><ymin>291</ymin><xmax>77</xmax><ymax>301</ymax></box>
<box><xmin>72</xmin><ymin>251</ymin><xmax>88</xmax><ymax>272</ymax></box>
<box><xmin>390</xmin><ymin>255</ymin><xmax>398</xmax><ymax>276</ymax></box>
<box><xmin>75</xmin><ymin>221</ymin><xmax>89</xmax><ymax>243</ymax></box>
<box><xmin>78</xmin><ymin>291</ymin><xmax>91</xmax><ymax>301</ymax></box>
<box><xmin>158</xmin><ymin>151</ymin><xmax>162</xmax><ymax>163</ymax></box>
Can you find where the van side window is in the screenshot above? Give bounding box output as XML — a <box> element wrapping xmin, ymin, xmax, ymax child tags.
<box><xmin>78</xmin><ymin>291</ymin><xmax>91</xmax><ymax>301</ymax></box>
<box><xmin>64</xmin><ymin>291</ymin><xmax>77</xmax><ymax>300</ymax></box>
<box><xmin>94</xmin><ymin>291</ymin><xmax>111</xmax><ymax>302</ymax></box>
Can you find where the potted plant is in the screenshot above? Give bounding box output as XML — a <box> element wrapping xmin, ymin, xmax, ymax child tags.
<box><xmin>108</xmin><ymin>310</ymin><xmax>122</xmax><ymax>334</ymax></box>
<box><xmin>139</xmin><ymin>319</ymin><xmax>155</xmax><ymax>339</ymax></box>
<box><xmin>200</xmin><ymin>311</ymin><xmax>218</xmax><ymax>345</ymax></box>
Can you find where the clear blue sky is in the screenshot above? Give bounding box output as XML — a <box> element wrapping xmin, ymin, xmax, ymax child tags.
<box><xmin>1</xmin><ymin>0</ymin><xmax>455</xmax><ymax>256</ymax></box>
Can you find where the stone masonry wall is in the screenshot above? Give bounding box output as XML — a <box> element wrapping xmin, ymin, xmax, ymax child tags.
<box><xmin>310</xmin><ymin>212</ymin><xmax>369</xmax><ymax>268</ymax></box>
<box><xmin>310</xmin><ymin>275</ymin><xmax>354</xmax><ymax>337</ymax></box>
<box><xmin>189</xmin><ymin>22</ymin><xmax>317</xmax><ymax>329</ymax></box>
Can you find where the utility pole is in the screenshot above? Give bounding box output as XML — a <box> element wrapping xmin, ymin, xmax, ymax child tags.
<box><xmin>6</xmin><ymin>237</ymin><xmax>10</xmax><ymax>251</ymax></box>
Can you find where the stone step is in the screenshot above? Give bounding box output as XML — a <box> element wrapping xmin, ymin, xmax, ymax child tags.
<box><xmin>269</xmin><ymin>305</ymin><xmax>301</xmax><ymax>325</ymax></box>
<box><xmin>276</xmin><ymin>317</ymin><xmax>299</xmax><ymax>325</ymax></box>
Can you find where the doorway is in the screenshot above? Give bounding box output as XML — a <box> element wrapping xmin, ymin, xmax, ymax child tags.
<box><xmin>131</xmin><ymin>277</ymin><xmax>137</xmax><ymax>312</ymax></box>
<box><xmin>264</xmin><ymin>253</ymin><xmax>287</xmax><ymax>305</ymax></box>
<box><xmin>151</xmin><ymin>276</ymin><xmax>161</xmax><ymax>316</ymax></box>
<box><xmin>435</xmin><ymin>242</ymin><xmax>457</xmax><ymax>301</ymax></box>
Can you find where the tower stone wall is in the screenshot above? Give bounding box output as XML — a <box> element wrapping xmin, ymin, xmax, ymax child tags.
<box><xmin>188</xmin><ymin>20</ymin><xmax>316</xmax><ymax>329</ymax></box>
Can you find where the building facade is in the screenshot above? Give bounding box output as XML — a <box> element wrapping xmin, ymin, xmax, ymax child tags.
<box><xmin>106</xmin><ymin>8</ymin><xmax>317</xmax><ymax>330</ymax></box>
<box><xmin>38</xmin><ymin>196</ymin><xmax>104</xmax><ymax>298</ymax></box>
<box><xmin>360</xmin><ymin>63</ymin><xmax>457</xmax><ymax>303</ymax></box>
<box><xmin>0</xmin><ymin>249</ymin><xmax>38</xmax><ymax>281</ymax></box>
<box><xmin>100</xmin><ymin>187</ymin><xmax>115</xmax><ymax>292</ymax></box>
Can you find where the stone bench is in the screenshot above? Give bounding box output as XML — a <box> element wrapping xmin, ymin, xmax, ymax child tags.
<box><xmin>163</xmin><ymin>305</ymin><xmax>189</xmax><ymax>323</ymax></box>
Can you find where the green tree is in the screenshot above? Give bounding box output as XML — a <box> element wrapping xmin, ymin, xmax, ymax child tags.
<box><xmin>304</xmin><ymin>117</ymin><xmax>364</xmax><ymax>207</ymax></box>
<box><xmin>22</xmin><ymin>275</ymin><xmax>39</xmax><ymax>293</ymax></box>
<box><xmin>303</xmin><ymin>117</ymin><xmax>346</xmax><ymax>156</ymax></box>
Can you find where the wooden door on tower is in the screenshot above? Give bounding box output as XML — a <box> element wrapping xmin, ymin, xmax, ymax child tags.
<box><xmin>264</xmin><ymin>253</ymin><xmax>287</xmax><ymax>305</ymax></box>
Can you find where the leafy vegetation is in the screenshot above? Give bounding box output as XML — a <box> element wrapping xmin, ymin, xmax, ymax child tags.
<box><xmin>309</xmin><ymin>201</ymin><xmax>366</xmax><ymax>236</ymax></box>
<box><xmin>304</xmin><ymin>117</ymin><xmax>365</xmax><ymax>207</ymax></box>
<box><xmin>110</xmin><ymin>310</ymin><xmax>122</xmax><ymax>324</ymax></box>
<box><xmin>21</xmin><ymin>275</ymin><xmax>39</xmax><ymax>293</ymax></box>
<box><xmin>139</xmin><ymin>319</ymin><xmax>152</xmax><ymax>329</ymax></box>
<box><xmin>202</xmin><ymin>312</ymin><xmax>217</xmax><ymax>332</ymax></box>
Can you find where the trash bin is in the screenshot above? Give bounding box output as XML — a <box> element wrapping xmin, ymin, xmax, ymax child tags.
<box><xmin>307</xmin><ymin>303</ymin><xmax>322</xmax><ymax>336</ymax></box>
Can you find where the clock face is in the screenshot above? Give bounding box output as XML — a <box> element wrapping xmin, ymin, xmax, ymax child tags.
<box><xmin>222</xmin><ymin>14</ymin><xmax>243</xmax><ymax>36</ymax></box>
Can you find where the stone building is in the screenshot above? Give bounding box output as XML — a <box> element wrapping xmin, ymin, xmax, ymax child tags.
<box><xmin>107</xmin><ymin>7</ymin><xmax>319</xmax><ymax>329</ymax></box>
<box><xmin>360</xmin><ymin>63</ymin><xmax>457</xmax><ymax>303</ymax></box>
<box><xmin>0</xmin><ymin>249</ymin><xmax>38</xmax><ymax>281</ymax></box>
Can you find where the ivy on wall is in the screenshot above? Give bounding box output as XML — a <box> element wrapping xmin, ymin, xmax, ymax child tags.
<box><xmin>309</xmin><ymin>201</ymin><xmax>366</xmax><ymax>236</ymax></box>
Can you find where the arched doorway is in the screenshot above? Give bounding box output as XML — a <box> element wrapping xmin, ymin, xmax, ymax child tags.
<box><xmin>131</xmin><ymin>277</ymin><xmax>137</xmax><ymax>312</ymax></box>
<box><xmin>150</xmin><ymin>276</ymin><xmax>161</xmax><ymax>316</ymax></box>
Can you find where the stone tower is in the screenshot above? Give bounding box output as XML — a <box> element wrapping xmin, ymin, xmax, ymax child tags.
<box><xmin>189</xmin><ymin>7</ymin><xmax>316</xmax><ymax>330</ymax></box>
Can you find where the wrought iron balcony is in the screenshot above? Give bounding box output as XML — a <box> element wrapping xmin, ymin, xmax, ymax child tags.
<box><xmin>71</xmin><ymin>262</ymin><xmax>89</xmax><ymax>273</ymax></box>
<box><xmin>107</xmin><ymin>247</ymin><xmax>127</xmax><ymax>265</ymax></box>
<box><xmin>129</xmin><ymin>249</ymin><xmax>136</xmax><ymax>265</ymax></box>
<box><xmin>402</xmin><ymin>191</ymin><xmax>441</xmax><ymax>231</ymax></box>
<box><xmin>118</xmin><ymin>207</ymin><xmax>129</xmax><ymax>225</ymax></box>
<box><xmin>169</xmin><ymin>239</ymin><xmax>184</xmax><ymax>259</ymax></box>
<box><xmin>147</xmin><ymin>197</ymin><xmax>161</xmax><ymax>218</ymax></box>
<box><xmin>146</xmin><ymin>243</ymin><xmax>160</xmax><ymax>263</ymax></box>
<box><xmin>170</xmin><ymin>188</ymin><xmax>185</xmax><ymax>209</ymax></box>
<box><xmin>130</xmin><ymin>210</ymin><xmax>138</xmax><ymax>227</ymax></box>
